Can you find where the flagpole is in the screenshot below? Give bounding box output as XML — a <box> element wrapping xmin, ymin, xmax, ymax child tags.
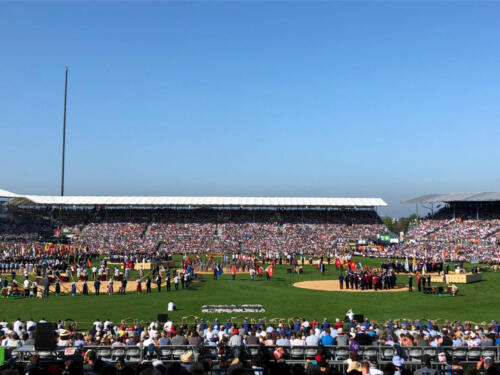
<box><xmin>61</xmin><ymin>66</ymin><xmax>69</xmax><ymax>196</ymax></box>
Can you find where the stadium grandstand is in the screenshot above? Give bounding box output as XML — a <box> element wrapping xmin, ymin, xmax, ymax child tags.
<box><xmin>0</xmin><ymin>189</ymin><xmax>388</xmax><ymax>256</ymax></box>
<box><xmin>397</xmin><ymin>193</ymin><xmax>500</xmax><ymax>264</ymax></box>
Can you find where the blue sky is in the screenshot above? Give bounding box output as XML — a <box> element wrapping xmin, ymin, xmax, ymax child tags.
<box><xmin>1</xmin><ymin>1</ymin><xmax>500</xmax><ymax>217</ymax></box>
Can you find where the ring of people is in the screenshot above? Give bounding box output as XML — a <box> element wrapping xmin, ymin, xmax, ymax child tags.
<box><xmin>293</xmin><ymin>280</ymin><xmax>408</xmax><ymax>292</ymax></box>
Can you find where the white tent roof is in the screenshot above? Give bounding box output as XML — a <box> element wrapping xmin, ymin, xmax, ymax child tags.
<box><xmin>0</xmin><ymin>189</ymin><xmax>19</xmax><ymax>198</ymax></box>
<box><xmin>6</xmin><ymin>194</ymin><xmax>387</xmax><ymax>208</ymax></box>
<box><xmin>403</xmin><ymin>192</ymin><xmax>500</xmax><ymax>204</ymax></box>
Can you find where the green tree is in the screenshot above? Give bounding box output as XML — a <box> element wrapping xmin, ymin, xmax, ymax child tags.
<box><xmin>381</xmin><ymin>216</ymin><xmax>394</xmax><ymax>232</ymax></box>
<box><xmin>382</xmin><ymin>214</ymin><xmax>420</xmax><ymax>234</ymax></box>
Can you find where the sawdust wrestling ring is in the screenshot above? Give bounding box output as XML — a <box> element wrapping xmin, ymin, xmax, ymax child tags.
<box><xmin>293</xmin><ymin>280</ymin><xmax>408</xmax><ymax>292</ymax></box>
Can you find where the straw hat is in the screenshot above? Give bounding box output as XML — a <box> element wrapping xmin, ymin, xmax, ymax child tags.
<box><xmin>347</xmin><ymin>361</ymin><xmax>361</xmax><ymax>373</ymax></box>
<box><xmin>59</xmin><ymin>329</ymin><xmax>69</xmax><ymax>337</ymax></box>
<box><xmin>180</xmin><ymin>351</ymin><xmax>193</xmax><ymax>363</ymax></box>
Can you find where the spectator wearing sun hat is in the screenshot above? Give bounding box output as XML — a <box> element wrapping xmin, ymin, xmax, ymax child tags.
<box><xmin>180</xmin><ymin>350</ymin><xmax>193</xmax><ymax>372</ymax></box>
<box><xmin>57</xmin><ymin>329</ymin><xmax>72</xmax><ymax>347</ymax></box>
<box><xmin>347</xmin><ymin>360</ymin><xmax>362</xmax><ymax>375</ymax></box>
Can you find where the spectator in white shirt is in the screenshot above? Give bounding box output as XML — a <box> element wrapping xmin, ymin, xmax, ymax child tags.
<box><xmin>305</xmin><ymin>332</ymin><xmax>320</xmax><ymax>346</ymax></box>
<box><xmin>291</xmin><ymin>334</ymin><xmax>306</xmax><ymax>346</ymax></box>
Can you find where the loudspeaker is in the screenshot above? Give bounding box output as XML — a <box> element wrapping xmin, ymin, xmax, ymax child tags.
<box><xmin>345</xmin><ymin>314</ymin><xmax>365</xmax><ymax>323</ymax></box>
<box><xmin>353</xmin><ymin>314</ymin><xmax>364</xmax><ymax>323</ymax></box>
<box><xmin>35</xmin><ymin>323</ymin><xmax>57</xmax><ymax>350</ymax></box>
<box><xmin>157</xmin><ymin>314</ymin><xmax>169</xmax><ymax>323</ymax></box>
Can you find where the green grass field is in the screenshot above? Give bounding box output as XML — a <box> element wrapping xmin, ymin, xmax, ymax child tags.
<box><xmin>1</xmin><ymin>256</ymin><xmax>498</xmax><ymax>329</ymax></box>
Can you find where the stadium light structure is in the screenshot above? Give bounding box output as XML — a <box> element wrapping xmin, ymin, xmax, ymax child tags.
<box><xmin>61</xmin><ymin>66</ymin><xmax>69</xmax><ymax>196</ymax></box>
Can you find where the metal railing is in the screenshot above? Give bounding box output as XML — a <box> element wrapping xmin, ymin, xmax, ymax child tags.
<box><xmin>8</xmin><ymin>345</ymin><xmax>500</xmax><ymax>364</ymax></box>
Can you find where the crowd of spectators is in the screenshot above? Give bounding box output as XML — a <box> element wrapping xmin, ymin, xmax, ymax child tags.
<box><xmin>394</xmin><ymin>205</ymin><xmax>500</xmax><ymax>264</ymax></box>
<box><xmin>1</xmin><ymin>317</ymin><xmax>500</xmax><ymax>374</ymax></box>
<box><xmin>1</xmin><ymin>205</ymin><xmax>500</xmax><ymax>265</ymax></box>
<box><xmin>3</xmin><ymin>316</ymin><xmax>500</xmax><ymax>350</ymax></box>
<box><xmin>0</xmin><ymin>208</ymin><xmax>386</xmax><ymax>258</ymax></box>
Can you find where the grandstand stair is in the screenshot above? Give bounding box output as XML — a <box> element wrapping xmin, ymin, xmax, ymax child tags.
<box><xmin>143</xmin><ymin>223</ymin><xmax>153</xmax><ymax>238</ymax></box>
<box><xmin>424</xmin><ymin>220</ymin><xmax>452</xmax><ymax>237</ymax></box>
<box><xmin>482</xmin><ymin>225</ymin><xmax>500</xmax><ymax>239</ymax></box>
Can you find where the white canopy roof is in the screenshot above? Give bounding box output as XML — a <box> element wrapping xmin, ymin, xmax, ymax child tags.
<box><xmin>0</xmin><ymin>189</ymin><xmax>19</xmax><ymax>198</ymax></box>
<box><xmin>6</xmin><ymin>194</ymin><xmax>387</xmax><ymax>208</ymax></box>
<box><xmin>403</xmin><ymin>192</ymin><xmax>500</xmax><ymax>204</ymax></box>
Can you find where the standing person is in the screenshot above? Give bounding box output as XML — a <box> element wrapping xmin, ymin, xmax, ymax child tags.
<box><xmin>231</xmin><ymin>264</ymin><xmax>236</xmax><ymax>280</ymax></box>
<box><xmin>146</xmin><ymin>276</ymin><xmax>152</xmax><ymax>293</ymax></box>
<box><xmin>339</xmin><ymin>274</ymin><xmax>344</xmax><ymax>289</ymax></box>
<box><xmin>32</xmin><ymin>280</ymin><xmax>38</xmax><ymax>298</ymax></box>
<box><xmin>94</xmin><ymin>279</ymin><xmax>101</xmax><ymax>295</ymax></box>
<box><xmin>213</xmin><ymin>267</ymin><xmax>218</xmax><ymax>280</ymax></box>
<box><xmin>408</xmin><ymin>275</ymin><xmax>413</xmax><ymax>292</ymax></box>
<box><xmin>156</xmin><ymin>274</ymin><xmax>162</xmax><ymax>292</ymax></box>
<box><xmin>136</xmin><ymin>279</ymin><xmax>142</xmax><ymax>294</ymax></box>
<box><xmin>166</xmin><ymin>274</ymin><xmax>171</xmax><ymax>291</ymax></box>
<box><xmin>181</xmin><ymin>272</ymin><xmax>185</xmax><ymax>289</ymax></box>
<box><xmin>174</xmin><ymin>274</ymin><xmax>179</xmax><ymax>290</ymax></box>
<box><xmin>23</xmin><ymin>277</ymin><xmax>30</xmax><ymax>297</ymax></box>
<box><xmin>107</xmin><ymin>279</ymin><xmax>113</xmax><ymax>295</ymax></box>
<box><xmin>71</xmin><ymin>281</ymin><xmax>76</xmax><ymax>296</ymax></box>
<box><xmin>417</xmin><ymin>274</ymin><xmax>422</xmax><ymax>292</ymax></box>
<box><xmin>44</xmin><ymin>279</ymin><xmax>50</xmax><ymax>298</ymax></box>
<box><xmin>82</xmin><ymin>281</ymin><xmax>88</xmax><ymax>295</ymax></box>
<box><xmin>121</xmin><ymin>278</ymin><xmax>127</xmax><ymax>295</ymax></box>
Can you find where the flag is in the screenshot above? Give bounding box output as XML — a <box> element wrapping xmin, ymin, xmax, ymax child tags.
<box><xmin>87</xmin><ymin>259</ymin><xmax>92</xmax><ymax>268</ymax></box>
<box><xmin>404</xmin><ymin>257</ymin><xmax>409</xmax><ymax>272</ymax></box>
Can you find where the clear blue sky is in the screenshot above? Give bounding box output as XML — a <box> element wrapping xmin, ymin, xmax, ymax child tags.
<box><xmin>2</xmin><ymin>1</ymin><xmax>500</xmax><ymax>217</ymax></box>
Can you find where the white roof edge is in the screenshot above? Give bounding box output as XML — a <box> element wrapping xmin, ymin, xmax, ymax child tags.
<box><xmin>0</xmin><ymin>189</ymin><xmax>20</xmax><ymax>198</ymax></box>
<box><xmin>5</xmin><ymin>194</ymin><xmax>387</xmax><ymax>207</ymax></box>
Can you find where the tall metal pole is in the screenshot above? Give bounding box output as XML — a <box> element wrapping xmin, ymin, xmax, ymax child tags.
<box><xmin>61</xmin><ymin>66</ymin><xmax>69</xmax><ymax>196</ymax></box>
